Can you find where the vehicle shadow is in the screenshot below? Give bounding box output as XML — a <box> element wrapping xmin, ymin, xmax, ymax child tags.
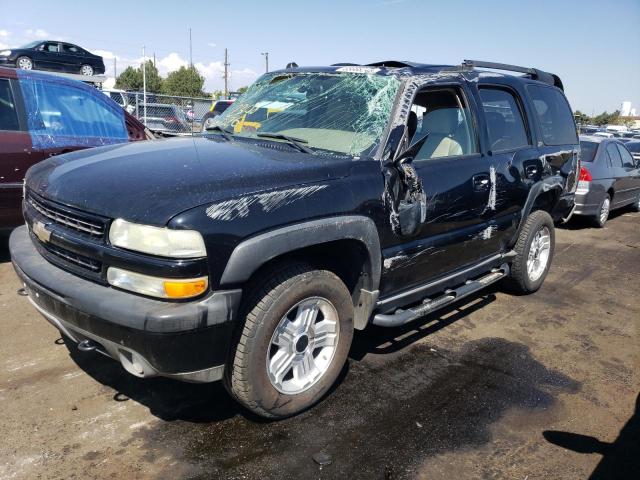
<box><xmin>0</xmin><ymin>235</ymin><xmax>10</xmax><ymax>263</ymax></box>
<box><xmin>62</xmin><ymin>286</ymin><xmax>498</xmax><ymax>423</ymax></box>
<box><xmin>543</xmin><ymin>392</ymin><xmax>639</xmax><ymax>479</ymax></box>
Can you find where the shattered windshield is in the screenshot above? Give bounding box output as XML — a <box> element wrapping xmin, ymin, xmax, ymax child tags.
<box><xmin>210</xmin><ymin>71</ymin><xmax>401</xmax><ymax>156</ymax></box>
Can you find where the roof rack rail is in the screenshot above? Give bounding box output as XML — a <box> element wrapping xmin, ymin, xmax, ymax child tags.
<box><xmin>462</xmin><ymin>59</ymin><xmax>564</xmax><ymax>91</ymax></box>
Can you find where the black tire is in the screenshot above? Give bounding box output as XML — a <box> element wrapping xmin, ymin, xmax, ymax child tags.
<box><xmin>631</xmin><ymin>194</ymin><xmax>640</xmax><ymax>212</ymax></box>
<box><xmin>80</xmin><ymin>64</ymin><xmax>94</xmax><ymax>76</ymax></box>
<box><xmin>504</xmin><ymin>210</ymin><xmax>555</xmax><ymax>294</ymax></box>
<box><xmin>225</xmin><ymin>263</ymin><xmax>354</xmax><ymax>419</ymax></box>
<box><xmin>201</xmin><ymin>111</ymin><xmax>217</xmax><ymax>131</ymax></box>
<box><xmin>592</xmin><ymin>194</ymin><xmax>611</xmax><ymax>228</ymax></box>
<box><xmin>16</xmin><ymin>56</ymin><xmax>33</xmax><ymax>70</ymax></box>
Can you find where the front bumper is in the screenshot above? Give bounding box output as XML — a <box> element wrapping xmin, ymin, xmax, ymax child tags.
<box><xmin>10</xmin><ymin>225</ymin><xmax>242</xmax><ymax>383</ymax></box>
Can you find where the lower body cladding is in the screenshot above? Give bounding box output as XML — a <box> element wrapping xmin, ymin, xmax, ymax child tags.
<box><xmin>9</xmin><ymin>226</ymin><xmax>242</xmax><ymax>383</ymax></box>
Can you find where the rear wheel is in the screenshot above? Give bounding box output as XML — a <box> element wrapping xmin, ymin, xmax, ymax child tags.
<box><xmin>631</xmin><ymin>193</ymin><xmax>640</xmax><ymax>212</ymax></box>
<box><xmin>16</xmin><ymin>56</ymin><xmax>32</xmax><ymax>70</ymax></box>
<box><xmin>225</xmin><ymin>264</ymin><xmax>354</xmax><ymax>418</ymax></box>
<box><xmin>593</xmin><ymin>194</ymin><xmax>610</xmax><ymax>228</ymax></box>
<box><xmin>201</xmin><ymin>111</ymin><xmax>217</xmax><ymax>131</ymax></box>
<box><xmin>504</xmin><ymin>210</ymin><xmax>555</xmax><ymax>294</ymax></box>
<box><xmin>80</xmin><ymin>64</ymin><xmax>94</xmax><ymax>76</ymax></box>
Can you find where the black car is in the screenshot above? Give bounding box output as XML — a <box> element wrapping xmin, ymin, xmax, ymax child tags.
<box><xmin>574</xmin><ymin>136</ymin><xmax>640</xmax><ymax>226</ymax></box>
<box><xmin>10</xmin><ymin>59</ymin><xmax>579</xmax><ymax>418</ymax></box>
<box><xmin>0</xmin><ymin>41</ymin><xmax>105</xmax><ymax>76</ymax></box>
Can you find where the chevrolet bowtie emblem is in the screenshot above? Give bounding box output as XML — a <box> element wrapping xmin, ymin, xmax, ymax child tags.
<box><xmin>32</xmin><ymin>221</ymin><xmax>51</xmax><ymax>243</ymax></box>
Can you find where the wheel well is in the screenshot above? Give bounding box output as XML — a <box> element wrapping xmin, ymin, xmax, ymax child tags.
<box><xmin>246</xmin><ymin>239</ymin><xmax>370</xmax><ymax>298</ymax></box>
<box><xmin>531</xmin><ymin>189</ymin><xmax>559</xmax><ymax>214</ymax></box>
<box><xmin>607</xmin><ymin>187</ymin><xmax>614</xmax><ymax>199</ymax></box>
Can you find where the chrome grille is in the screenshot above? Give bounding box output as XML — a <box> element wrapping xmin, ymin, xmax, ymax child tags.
<box><xmin>43</xmin><ymin>242</ymin><xmax>102</xmax><ymax>272</ymax></box>
<box><xmin>27</xmin><ymin>194</ymin><xmax>105</xmax><ymax>237</ymax></box>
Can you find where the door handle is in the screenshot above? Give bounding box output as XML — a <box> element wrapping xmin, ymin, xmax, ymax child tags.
<box><xmin>473</xmin><ymin>174</ymin><xmax>490</xmax><ymax>191</ymax></box>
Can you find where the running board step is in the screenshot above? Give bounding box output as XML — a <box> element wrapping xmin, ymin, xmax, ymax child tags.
<box><xmin>372</xmin><ymin>264</ymin><xmax>510</xmax><ymax>328</ymax></box>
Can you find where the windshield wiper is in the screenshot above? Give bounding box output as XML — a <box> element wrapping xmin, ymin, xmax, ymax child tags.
<box><xmin>256</xmin><ymin>132</ymin><xmax>314</xmax><ymax>154</ymax></box>
<box><xmin>205</xmin><ymin>125</ymin><xmax>234</xmax><ymax>141</ymax></box>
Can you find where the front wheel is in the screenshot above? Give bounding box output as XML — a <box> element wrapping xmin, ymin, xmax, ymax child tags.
<box><xmin>16</xmin><ymin>56</ymin><xmax>33</xmax><ymax>70</ymax></box>
<box><xmin>504</xmin><ymin>210</ymin><xmax>555</xmax><ymax>294</ymax></box>
<box><xmin>225</xmin><ymin>264</ymin><xmax>354</xmax><ymax>418</ymax></box>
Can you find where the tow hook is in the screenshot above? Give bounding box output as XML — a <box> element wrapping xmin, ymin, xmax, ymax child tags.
<box><xmin>17</xmin><ymin>288</ymin><xmax>28</xmax><ymax>296</ymax></box>
<box><xmin>78</xmin><ymin>339</ymin><xmax>98</xmax><ymax>352</ymax></box>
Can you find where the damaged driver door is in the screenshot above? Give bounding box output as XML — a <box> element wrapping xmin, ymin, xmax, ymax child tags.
<box><xmin>381</xmin><ymin>83</ymin><xmax>495</xmax><ymax>293</ymax></box>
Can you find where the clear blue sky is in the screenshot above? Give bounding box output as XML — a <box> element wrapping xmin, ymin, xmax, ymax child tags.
<box><xmin>1</xmin><ymin>0</ymin><xmax>638</xmax><ymax>114</ymax></box>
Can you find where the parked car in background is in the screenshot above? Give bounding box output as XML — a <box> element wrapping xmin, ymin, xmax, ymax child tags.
<box><xmin>0</xmin><ymin>41</ymin><xmax>105</xmax><ymax>76</ymax></box>
<box><xmin>201</xmin><ymin>99</ymin><xmax>235</xmax><ymax>130</ymax></box>
<box><xmin>136</xmin><ymin>103</ymin><xmax>191</xmax><ymax>135</ymax></box>
<box><xmin>10</xmin><ymin>59</ymin><xmax>579</xmax><ymax>418</ymax></box>
<box><xmin>101</xmin><ymin>89</ymin><xmax>135</xmax><ymax>114</ymax></box>
<box><xmin>626</xmin><ymin>141</ymin><xmax>640</xmax><ymax>162</ymax></box>
<box><xmin>574</xmin><ymin>136</ymin><xmax>640</xmax><ymax>227</ymax></box>
<box><xmin>0</xmin><ymin>67</ymin><xmax>148</xmax><ymax>232</ymax></box>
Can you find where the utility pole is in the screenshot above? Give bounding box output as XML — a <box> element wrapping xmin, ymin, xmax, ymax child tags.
<box><xmin>153</xmin><ymin>52</ymin><xmax>156</xmax><ymax>67</ymax></box>
<box><xmin>261</xmin><ymin>51</ymin><xmax>269</xmax><ymax>73</ymax></box>
<box><xmin>189</xmin><ymin>28</ymin><xmax>193</xmax><ymax>67</ymax></box>
<box><xmin>113</xmin><ymin>57</ymin><xmax>117</xmax><ymax>79</ymax></box>
<box><xmin>142</xmin><ymin>46</ymin><xmax>147</xmax><ymax>125</ymax></box>
<box><xmin>224</xmin><ymin>48</ymin><xmax>229</xmax><ymax>99</ymax></box>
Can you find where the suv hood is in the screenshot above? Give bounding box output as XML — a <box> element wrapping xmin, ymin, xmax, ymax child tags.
<box><xmin>26</xmin><ymin>137</ymin><xmax>353</xmax><ymax>225</ymax></box>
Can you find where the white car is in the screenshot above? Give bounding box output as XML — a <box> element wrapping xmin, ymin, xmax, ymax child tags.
<box><xmin>101</xmin><ymin>89</ymin><xmax>135</xmax><ymax>114</ymax></box>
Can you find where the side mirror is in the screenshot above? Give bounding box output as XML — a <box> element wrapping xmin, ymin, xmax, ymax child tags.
<box><xmin>394</xmin><ymin>132</ymin><xmax>430</xmax><ymax>165</ymax></box>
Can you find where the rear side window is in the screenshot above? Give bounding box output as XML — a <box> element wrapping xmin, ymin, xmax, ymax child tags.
<box><xmin>528</xmin><ymin>85</ymin><xmax>578</xmax><ymax>145</ymax></box>
<box><xmin>479</xmin><ymin>88</ymin><xmax>529</xmax><ymax>151</ymax></box>
<box><xmin>626</xmin><ymin>142</ymin><xmax>640</xmax><ymax>154</ymax></box>
<box><xmin>579</xmin><ymin>141</ymin><xmax>598</xmax><ymax>162</ymax></box>
<box><xmin>0</xmin><ymin>79</ymin><xmax>19</xmax><ymax>131</ymax></box>
<box><xmin>62</xmin><ymin>44</ymin><xmax>80</xmax><ymax>53</ymax></box>
<box><xmin>606</xmin><ymin>143</ymin><xmax>623</xmax><ymax>167</ymax></box>
<box><xmin>617</xmin><ymin>144</ymin><xmax>635</xmax><ymax>168</ymax></box>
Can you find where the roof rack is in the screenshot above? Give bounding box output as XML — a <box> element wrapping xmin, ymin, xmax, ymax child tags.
<box><xmin>462</xmin><ymin>59</ymin><xmax>564</xmax><ymax>91</ymax></box>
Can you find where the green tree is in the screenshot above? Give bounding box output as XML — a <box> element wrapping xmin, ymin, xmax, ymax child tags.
<box><xmin>592</xmin><ymin>110</ymin><xmax>620</xmax><ymax>126</ymax></box>
<box><xmin>163</xmin><ymin>66</ymin><xmax>205</xmax><ymax>97</ymax></box>
<box><xmin>237</xmin><ymin>86</ymin><xmax>249</xmax><ymax>94</ymax></box>
<box><xmin>573</xmin><ymin>110</ymin><xmax>590</xmax><ymax>125</ymax></box>
<box><xmin>114</xmin><ymin>60</ymin><xmax>163</xmax><ymax>93</ymax></box>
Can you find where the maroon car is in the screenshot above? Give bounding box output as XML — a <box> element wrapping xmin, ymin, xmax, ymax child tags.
<box><xmin>0</xmin><ymin>67</ymin><xmax>147</xmax><ymax>232</ymax></box>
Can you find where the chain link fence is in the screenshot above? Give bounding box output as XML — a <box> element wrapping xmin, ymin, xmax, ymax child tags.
<box><xmin>103</xmin><ymin>90</ymin><xmax>215</xmax><ymax>135</ymax></box>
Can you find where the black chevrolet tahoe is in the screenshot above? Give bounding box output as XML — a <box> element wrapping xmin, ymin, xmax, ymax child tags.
<box><xmin>10</xmin><ymin>60</ymin><xmax>579</xmax><ymax>418</ymax></box>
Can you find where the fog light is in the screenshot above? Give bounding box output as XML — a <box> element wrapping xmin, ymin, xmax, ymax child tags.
<box><xmin>107</xmin><ymin>267</ymin><xmax>208</xmax><ymax>299</ymax></box>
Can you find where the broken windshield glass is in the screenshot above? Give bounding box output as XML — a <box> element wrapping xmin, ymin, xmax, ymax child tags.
<box><xmin>211</xmin><ymin>71</ymin><xmax>401</xmax><ymax>156</ymax></box>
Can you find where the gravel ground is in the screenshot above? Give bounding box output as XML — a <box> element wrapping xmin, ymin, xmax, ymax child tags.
<box><xmin>0</xmin><ymin>210</ymin><xmax>638</xmax><ymax>480</ymax></box>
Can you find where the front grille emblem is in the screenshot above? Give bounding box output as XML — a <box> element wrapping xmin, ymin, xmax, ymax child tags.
<box><xmin>32</xmin><ymin>221</ymin><xmax>51</xmax><ymax>243</ymax></box>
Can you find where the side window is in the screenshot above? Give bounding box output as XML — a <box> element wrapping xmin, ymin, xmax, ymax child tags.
<box><xmin>0</xmin><ymin>79</ymin><xmax>20</xmax><ymax>131</ymax></box>
<box><xmin>478</xmin><ymin>88</ymin><xmax>530</xmax><ymax>151</ymax></box>
<box><xmin>18</xmin><ymin>77</ymin><xmax>128</xmax><ymax>144</ymax></box>
<box><xmin>528</xmin><ymin>85</ymin><xmax>578</xmax><ymax>145</ymax></box>
<box><xmin>409</xmin><ymin>87</ymin><xmax>478</xmax><ymax>160</ymax></box>
<box><xmin>62</xmin><ymin>44</ymin><xmax>80</xmax><ymax>54</ymax></box>
<box><xmin>606</xmin><ymin>143</ymin><xmax>623</xmax><ymax>167</ymax></box>
<box><xmin>44</xmin><ymin>43</ymin><xmax>60</xmax><ymax>53</ymax></box>
<box><xmin>616</xmin><ymin>144</ymin><xmax>635</xmax><ymax>168</ymax></box>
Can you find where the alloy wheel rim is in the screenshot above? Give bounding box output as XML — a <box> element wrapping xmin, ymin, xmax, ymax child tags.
<box><xmin>600</xmin><ymin>198</ymin><xmax>610</xmax><ymax>225</ymax></box>
<box><xmin>266</xmin><ymin>296</ymin><xmax>339</xmax><ymax>395</ymax></box>
<box><xmin>203</xmin><ymin>118</ymin><xmax>216</xmax><ymax>130</ymax></box>
<box><xmin>527</xmin><ymin>226</ymin><xmax>551</xmax><ymax>282</ymax></box>
<box><xmin>81</xmin><ymin>65</ymin><xmax>93</xmax><ymax>76</ymax></box>
<box><xmin>18</xmin><ymin>58</ymin><xmax>32</xmax><ymax>70</ymax></box>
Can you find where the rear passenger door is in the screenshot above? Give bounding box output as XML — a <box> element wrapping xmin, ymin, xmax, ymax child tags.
<box><xmin>615</xmin><ymin>143</ymin><xmax>640</xmax><ymax>205</ymax></box>
<box><xmin>475</xmin><ymin>83</ymin><xmax>541</xmax><ymax>252</ymax></box>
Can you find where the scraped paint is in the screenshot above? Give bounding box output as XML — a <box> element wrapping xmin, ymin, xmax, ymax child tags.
<box><xmin>205</xmin><ymin>185</ymin><xmax>328</xmax><ymax>221</ymax></box>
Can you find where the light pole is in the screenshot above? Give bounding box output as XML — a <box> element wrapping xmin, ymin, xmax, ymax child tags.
<box><xmin>261</xmin><ymin>52</ymin><xmax>269</xmax><ymax>73</ymax></box>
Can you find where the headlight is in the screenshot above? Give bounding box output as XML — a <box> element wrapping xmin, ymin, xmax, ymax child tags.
<box><xmin>107</xmin><ymin>267</ymin><xmax>208</xmax><ymax>299</ymax></box>
<box><xmin>0</xmin><ymin>50</ymin><xmax>11</xmax><ymax>56</ymax></box>
<box><xmin>109</xmin><ymin>219</ymin><xmax>206</xmax><ymax>258</ymax></box>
